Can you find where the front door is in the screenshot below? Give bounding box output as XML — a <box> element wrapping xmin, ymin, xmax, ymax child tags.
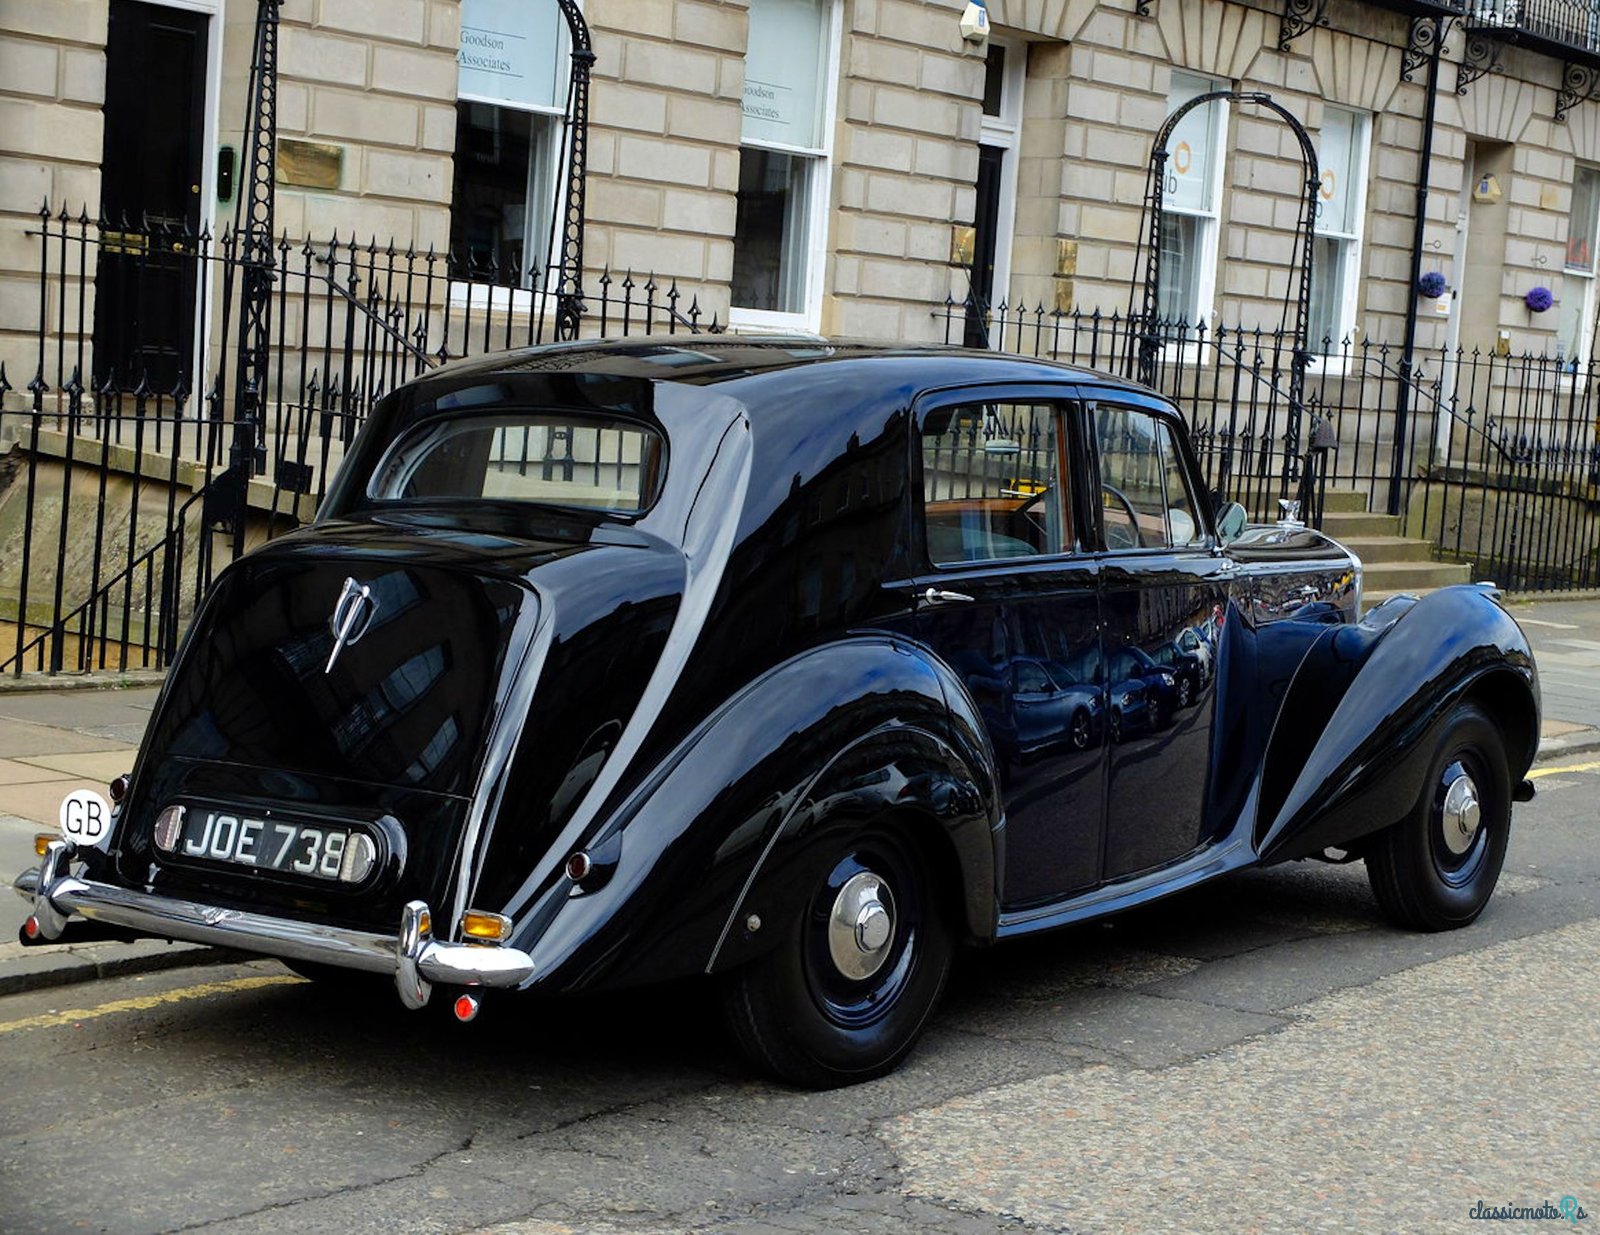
<box><xmin>910</xmin><ymin>393</ymin><xmax>1104</xmax><ymax>908</ymax></box>
<box><xmin>92</xmin><ymin>0</ymin><xmax>209</xmax><ymax>391</ymax></box>
<box><xmin>1090</xmin><ymin>398</ymin><xmax>1232</xmax><ymax>880</ymax></box>
<box><xmin>962</xmin><ymin>145</ymin><xmax>1005</xmax><ymax>348</ymax></box>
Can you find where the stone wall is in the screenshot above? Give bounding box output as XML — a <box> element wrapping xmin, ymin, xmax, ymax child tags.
<box><xmin>249</xmin><ymin>0</ymin><xmax>461</xmax><ymax>252</ymax></box>
<box><xmin>5</xmin><ymin>0</ymin><xmax>1600</xmax><ymax>395</ymax></box>
<box><xmin>0</xmin><ymin>0</ymin><xmax>107</xmax><ymax>399</ymax></box>
<box><xmin>582</xmin><ymin>0</ymin><xmax>745</xmax><ymax>320</ymax></box>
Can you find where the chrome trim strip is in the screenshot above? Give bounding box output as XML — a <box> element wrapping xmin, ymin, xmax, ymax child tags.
<box><xmin>15</xmin><ymin>844</ymin><xmax>534</xmax><ymax>1003</ymax></box>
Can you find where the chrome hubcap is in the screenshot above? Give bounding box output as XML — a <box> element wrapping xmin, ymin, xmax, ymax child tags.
<box><xmin>1441</xmin><ymin>772</ymin><xmax>1482</xmax><ymax>856</ymax></box>
<box><xmin>827</xmin><ymin>871</ymin><xmax>896</xmax><ymax>981</ymax></box>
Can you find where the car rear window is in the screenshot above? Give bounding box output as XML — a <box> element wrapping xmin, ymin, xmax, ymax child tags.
<box><xmin>368</xmin><ymin>412</ymin><xmax>665</xmax><ymax>515</ymax></box>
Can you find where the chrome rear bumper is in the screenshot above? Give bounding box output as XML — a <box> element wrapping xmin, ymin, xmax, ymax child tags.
<box><xmin>14</xmin><ymin>841</ymin><xmax>533</xmax><ymax>1009</ymax></box>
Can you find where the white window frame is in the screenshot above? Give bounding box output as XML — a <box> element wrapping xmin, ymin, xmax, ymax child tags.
<box><xmin>977</xmin><ymin>34</ymin><xmax>1026</xmax><ymax>339</ymax></box>
<box><xmin>1161</xmin><ymin>70</ymin><xmax>1227</xmax><ymax>331</ymax></box>
<box><xmin>449</xmin><ymin>1</ymin><xmax>574</xmax><ymax>310</ymax></box>
<box><xmin>1307</xmin><ymin>105</ymin><xmax>1371</xmax><ymax>370</ymax></box>
<box><xmin>728</xmin><ymin>0</ymin><xmax>843</xmax><ymax>335</ymax></box>
<box><xmin>1561</xmin><ymin>163</ymin><xmax>1600</xmax><ymax>367</ymax></box>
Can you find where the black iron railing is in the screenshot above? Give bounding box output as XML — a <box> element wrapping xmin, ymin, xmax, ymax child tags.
<box><xmin>0</xmin><ymin>205</ymin><xmax>722</xmax><ymax>677</ymax></box>
<box><xmin>1471</xmin><ymin>0</ymin><xmax>1600</xmax><ymax>56</ymax></box>
<box><xmin>940</xmin><ymin>297</ymin><xmax>1600</xmax><ymax>594</ymax></box>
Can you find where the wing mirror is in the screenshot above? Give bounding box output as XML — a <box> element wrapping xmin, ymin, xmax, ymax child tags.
<box><xmin>1215</xmin><ymin>501</ymin><xmax>1248</xmax><ymax>545</ymax></box>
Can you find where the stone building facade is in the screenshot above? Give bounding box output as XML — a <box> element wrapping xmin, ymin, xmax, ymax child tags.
<box><xmin>3</xmin><ymin>0</ymin><xmax>1600</xmax><ymax>401</ymax></box>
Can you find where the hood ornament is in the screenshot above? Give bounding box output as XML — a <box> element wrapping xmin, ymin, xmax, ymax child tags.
<box><xmin>326</xmin><ymin>577</ymin><xmax>378</xmax><ymax>674</ymax></box>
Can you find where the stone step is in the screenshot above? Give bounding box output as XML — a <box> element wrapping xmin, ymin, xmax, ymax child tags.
<box><xmin>1336</xmin><ymin>535</ymin><xmax>1436</xmax><ymax>563</ymax></box>
<box><xmin>1319</xmin><ymin>509</ymin><xmax>1404</xmax><ymax>538</ymax></box>
<box><xmin>1359</xmin><ymin>559</ymin><xmax>1474</xmax><ymax>592</ymax></box>
<box><xmin>1321</xmin><ymin>488</ymin><xmax>1372</xmax><ymax>513</ymax></box>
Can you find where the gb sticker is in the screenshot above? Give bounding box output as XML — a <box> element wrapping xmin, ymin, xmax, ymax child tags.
<box><xmin>60</xmin><ymin>789</ymin><xmax>113</xmax><ymax>849</ymax></box>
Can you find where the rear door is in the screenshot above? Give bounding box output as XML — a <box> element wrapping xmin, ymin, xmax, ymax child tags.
<box><xmin>1087</xmin><ymin>396</ymin><xmax>1233</xmax><ymax>880</ymax></box>
<box><xmin>908</xmin><ymin>389</ymin><xmax>1104</xmax><ymax>908</ymax></box>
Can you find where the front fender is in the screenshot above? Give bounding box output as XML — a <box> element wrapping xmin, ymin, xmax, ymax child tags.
<box><xmin>1257</xmin><ymin>586</ymin><xmax>1538</xmax><ymax>864</ymax></box>
<box><xmin>508</xmin><ymin>635</ymin><xmax>999</xmax><ymax>993</ymax></box>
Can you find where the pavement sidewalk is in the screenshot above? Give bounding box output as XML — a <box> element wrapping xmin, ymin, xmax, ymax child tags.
<box><xmin>3</xmin><ymin>593</ymin><xmax>1599</xmax><ymax>998</ymax></box>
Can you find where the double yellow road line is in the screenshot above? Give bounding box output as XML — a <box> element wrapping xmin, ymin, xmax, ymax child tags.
<box><xmin>1527</xmin><ymin>758</ymin><xmax>1600</xmax><ymax>780</ymax></box>
<box><xmin>0</xmin><ymin>973</ymin><xmax>303</xmax><ymax>1035</ymax></box>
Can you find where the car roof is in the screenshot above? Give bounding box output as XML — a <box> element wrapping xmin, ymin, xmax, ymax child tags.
<box><xmin>408</xmin><ymin>336</ymin><xmax>1140</xmax><ymax>413</ymax></box>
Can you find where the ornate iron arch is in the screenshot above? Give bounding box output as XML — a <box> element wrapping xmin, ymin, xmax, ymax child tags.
<box><xmin>1130</xmin><ymin>90</ymin><xmax>1323</xmax><ymax>514</ymax></box>
<box><xmin>1132</xmin><ymin>90</ymin><xmax>1320</xmax><ymax>386</ymax></box>
<box><xmin>231</xmin><ymin>0</ymin><xmax>598</xmax><ymax>464</ymax></box>
<box><xmin>224</xmin><ymin>0</ymin><xmax>597</xmax><ymax>516</ymax></box>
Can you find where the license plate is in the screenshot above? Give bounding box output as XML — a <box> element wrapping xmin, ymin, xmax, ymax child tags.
<box><xmin>174</xmin><ymin>807</ymin><xmax>376</xmax><ymax>884</ymax></box>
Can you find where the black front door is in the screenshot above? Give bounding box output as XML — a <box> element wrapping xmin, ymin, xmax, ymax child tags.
<box><xmin>92</xmin><ymin>0</ymin><xmax>208</xmax><ymax>391</ymax></box>
<box><xmin>910</xmin><ymin>393</ymin><xmax>1105</xmax><ymax>908</ymax></box>
<box><xmin>962</xmin><ymin>145</ymin><xmax>1005</xmax><ymax>349</ymax></box>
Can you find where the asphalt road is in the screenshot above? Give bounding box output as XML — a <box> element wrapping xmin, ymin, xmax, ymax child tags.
<box><xmin>1</xmin><ymin>759</ymin><xmax>1596</xmax><ymax>1234</ymax></box>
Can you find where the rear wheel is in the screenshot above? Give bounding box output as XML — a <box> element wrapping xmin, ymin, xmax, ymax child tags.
<box><xmin>722</xmin><ymin>825</ymin><xmax>953</xmax><ymax>1088</ymax></box>
<box><xmin>1366</xmin><ymin>702</ymin><xmax>1511</xmax><ymax>931</ymax></box>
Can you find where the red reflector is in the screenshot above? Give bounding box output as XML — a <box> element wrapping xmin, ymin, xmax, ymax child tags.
<box><xmin>23</xmin><ymin>916</ymin><xmax>40</xmax><ymax>940</ymax></box>
<box><xmin>453</xmin><ymin>993</ymin><xmax>480</xmax><ymax>1023</ymax></box>
<box><xmin>565</xmin><ymin>851</ymin><xmax>593</xmax><ymax>881</ymax></box>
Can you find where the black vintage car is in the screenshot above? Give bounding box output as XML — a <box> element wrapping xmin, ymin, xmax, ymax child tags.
<box><xmin>16</xmin><ymin>340</ymin><xmax>1540</xmax><ymax>1087</ymax></box>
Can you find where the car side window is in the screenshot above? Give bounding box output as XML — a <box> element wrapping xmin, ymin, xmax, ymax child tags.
<box><xmin>921</xmin><ymin>403</ymin><xmax>1068</xmax><ymax>565</ymax></box>
<box><xmin>1015</xmin><ymin>661</ymin><xmax>1052</xmax><ymax>694</ymax></box>
<box><xmin>1094</xmin><ymin>405</ymin><xmax>1205</xmax><ymax>550</ymax></box>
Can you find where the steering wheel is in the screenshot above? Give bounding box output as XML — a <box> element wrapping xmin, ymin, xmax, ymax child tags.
<box><xmin>1101</xmin><ymin>483</ymin><xmax>1142</xmax><ymax>550</ymax></box>
<box><xmin>1009</xmin><ymin>488</ymin><xmax>1053</xmax><ymax>551</ymax></box>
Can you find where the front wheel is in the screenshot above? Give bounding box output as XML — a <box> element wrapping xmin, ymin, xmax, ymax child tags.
<box><xmin>722</xmin><ymin>825</ymin><xmax>953</xmax><ymax>1088</ymax></box>
<box><xmin>1070</xmin><ymin>707</ymin><xmax>1092</xmax><ymax>751</ymax></box>
<box><xmin>1365</xmin><ymin>701</ymin><xmax>1511</xmax><ymax>932</ymax></box>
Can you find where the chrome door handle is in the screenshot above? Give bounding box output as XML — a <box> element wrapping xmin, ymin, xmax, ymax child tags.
<box><xmin>922</xmin><ymin>587</ymin><xmax>974</xmax><ymax>606</ymax></box>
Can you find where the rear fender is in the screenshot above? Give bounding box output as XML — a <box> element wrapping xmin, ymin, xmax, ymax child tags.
<box><xmin>511</xmin><ymin>636</ymin><xmax>999</xmax><ymax>992</ymax></box>
<box><xmin>704</xmin><ymin>720</ymin><xmax>995</xmax><ymax>977</ymax></box>
<box><xmin>1257</xmin><ymin>586</ymin><xmax>1538</xmax><ymax>864</ymax></box>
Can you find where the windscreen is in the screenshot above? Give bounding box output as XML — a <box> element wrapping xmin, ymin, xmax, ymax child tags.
<box><xmin>368</xmin><ymin>412</ymin><xmax>665</xmax><ymax>515</ymax></box>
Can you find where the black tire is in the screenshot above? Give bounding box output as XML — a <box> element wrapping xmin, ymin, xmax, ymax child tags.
<box><xmin>1366</xmin><ymin>701</ymin><xmax>1511</xmax><ymax>932</ymax></box>
<box><xmin>1070</xmin><ymin>707</ymin><xmax>1092</xmax><ymax>751</ymax></box>
<box><xmin>722</xmin><ymin>825</ymin><xmax>953</xmax><ymax>1088</ymax></box>
<box><xmin>1177</xmin><ymin>675</ymin><xmax>1194</xmax><ymax>709</ymax></box>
